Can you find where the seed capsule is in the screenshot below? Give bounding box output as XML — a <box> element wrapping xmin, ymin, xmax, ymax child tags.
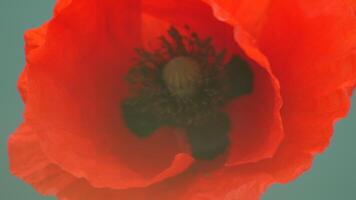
<box><xmin>162</xmin><ymin>57</ymin><xmax>202</xmax><ymax>98</ymax></box>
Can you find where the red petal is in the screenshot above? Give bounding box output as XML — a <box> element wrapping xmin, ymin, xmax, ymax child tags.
<box><xmin>19</xmin><ymin>0</ymin><xmax>194</xmax><ymax>190</ymax></box>
<box><xmin>8</xmin><ymin>123</ymin><xmax>191</xmax><ymax>200</ymax></box>
<box><xmin>8</xmin><ymin>123</ymin><xmax>183</xmax><ymax>199</ymax></box>
<box><xmin>7</xmin><ymin>122</ymin><xmax>278</xmax><ymax>200</ymax></box>
<box><xmin>9</xmin><ymin>125</ymin><xmax>272</xmax><ymax>200</ymax></box>
<box><xmin>8</xmin><ymin>123</ymin><xmax>76</xmax><ymax>196</ymax></box>
<box><xmin>20</xmin><ymin>21</ymin><xmax>48</xmax><ymax>102</ymax></box>
<box><xmin>205</xmin><ymin>0</ymin><xmax>356</xmax><ymax>187</ymax></box>
<box><xmin>56</xmin><ymin>169</ymin><xmax>274</xmax><ymax>200</ymax></box>
<box><xmin>257</xmin><ymin>0</ymin><xmax>356</xmax><ymax>154</ymax></box>
<box><xmin>143</xmin><ymin>0</ymin><xmax>284</xmax><ymax>167</ymax></box>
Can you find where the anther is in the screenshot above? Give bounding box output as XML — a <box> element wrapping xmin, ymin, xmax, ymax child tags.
<box><xmin>122</xmin><ymin>26</ymin><xmax>254</xmax><ymax>160</ymax></box>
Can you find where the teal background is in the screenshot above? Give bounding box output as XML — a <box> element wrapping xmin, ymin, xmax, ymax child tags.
<box><xmin>0</xmin><ymin>1</ymin><xmax>355</xmax><ymax>199</ymax></box>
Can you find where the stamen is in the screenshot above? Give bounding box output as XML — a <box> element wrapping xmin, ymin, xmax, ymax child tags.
<box><xmin>121</xmin><ymin>26</ymin><xmax>254</xmax><ymax>160</ymax></box>
<box><xmin>186</xmin><ymin>112</ymin><xmax>230</xmax><ymax>160</ymax></box>
<box><xmin>122</xmin><ymin>100</ymin><xmax>159</xmax><ymax>138</ymax></box>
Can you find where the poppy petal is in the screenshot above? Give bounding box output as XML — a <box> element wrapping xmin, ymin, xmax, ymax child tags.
<box><xmin>143</xmin><ymin>0</ymin><xmax>284</xmax><ymax>167</ymax></box>
<box><xmin>255</xmin><ymin>0</ymin><xmax>356</xmax><ymax>185</ymax></box>
<box><xmin>20</xmin><ymin>0</ymin><xmax>194</xmax><ymax>190</ymax></box>
<box><xmin>8</xmin><ymin>123</ymin><xmax>193</xmax><ymax>200</ymax></box>
<box><xmin>204</xmin><ymin>0</ymin><xmax>356</xmax><ymax>188</ymax></box>
<box><xmin>257</xmin><ymin>0</ymin><xmax>356</xmax><ymax>154</ymax></box>
<box><xmin>8</xmin><ymin>123</ymin><xmax>76</xmax><ymax>196</ymax></box>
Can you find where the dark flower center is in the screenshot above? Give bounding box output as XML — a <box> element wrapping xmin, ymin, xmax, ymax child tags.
<box><xmin>122</xmin><ymin>26</ymin><xmax>253</xmax><ymax>160</ymax></box>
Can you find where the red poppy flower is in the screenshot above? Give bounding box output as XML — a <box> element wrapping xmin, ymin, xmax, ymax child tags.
<box><xmin>8</xmin><ymin>0</ymin><xmax>356</xmax><ymax>199</ymax></box>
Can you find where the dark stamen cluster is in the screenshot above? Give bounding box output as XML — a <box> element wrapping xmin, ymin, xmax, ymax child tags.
<box><xmin>122</xmin><ymin>26</ymin><xmax>253</xmax><ymax>160</ymax></box>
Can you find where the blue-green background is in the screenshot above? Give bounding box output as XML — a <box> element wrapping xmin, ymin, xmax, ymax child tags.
<box><xmin>1</xmin><ymin>1</ymin><xmax>355</xmax><ymax>199</ymax></box>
